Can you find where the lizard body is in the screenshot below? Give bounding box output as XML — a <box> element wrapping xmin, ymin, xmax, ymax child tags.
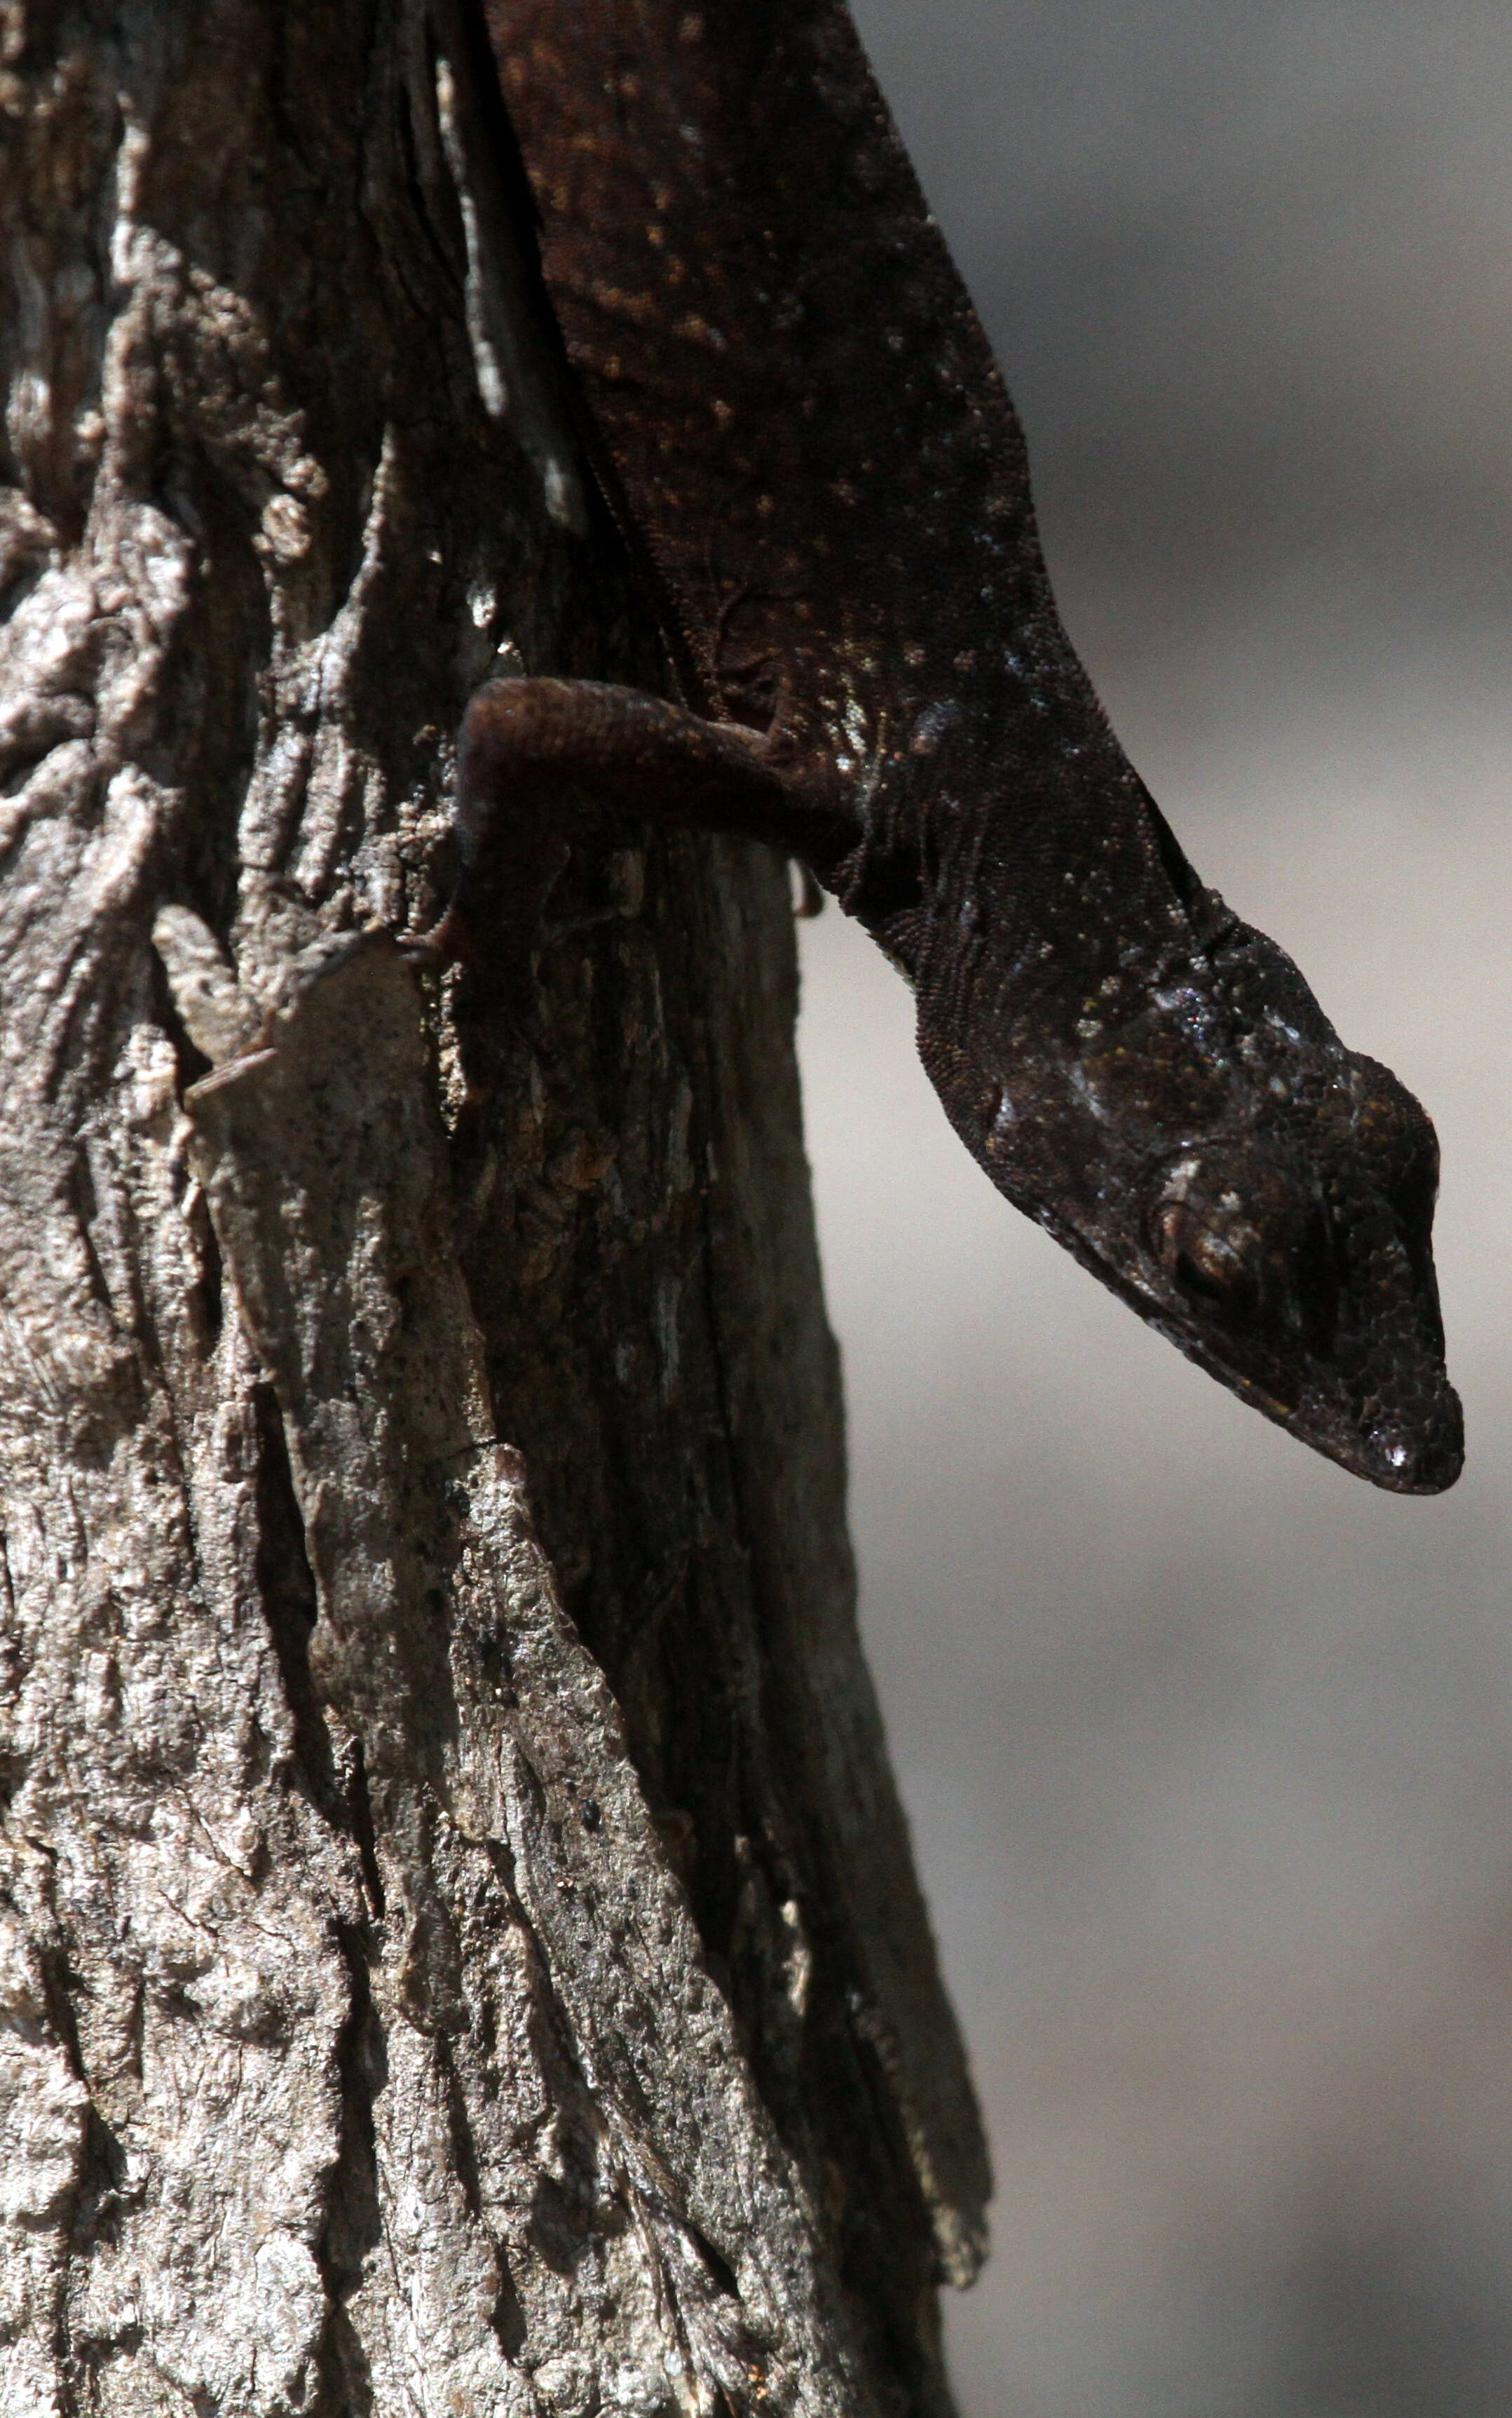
<box><xmin>458</xmin><ymin>0</ymin><xmax>1462</xmax><ymax>1493</ymax></box>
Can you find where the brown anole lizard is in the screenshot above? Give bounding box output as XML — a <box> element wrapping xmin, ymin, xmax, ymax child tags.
<box><xmin>450</xmin><ymin>0</ymin><xmax>1462</xmax><ymax>1493</ymax></box>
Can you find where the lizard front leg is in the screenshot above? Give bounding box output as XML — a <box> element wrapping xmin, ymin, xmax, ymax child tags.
<box><xmin>437</xmin><ymin>675</ymin><xmax>857</xmax><ymax>986</ymax></box>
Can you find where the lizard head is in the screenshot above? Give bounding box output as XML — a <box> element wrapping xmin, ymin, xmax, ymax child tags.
<box><xmin>1126</xmin><ymin>1059</ymin><xmax>1461</xmax><ymax>1492</ymax></box>
<box><xmin>937</xmin><ymin>908</ymin><xmax>1463</xmax><ymax>1493</ymax></box>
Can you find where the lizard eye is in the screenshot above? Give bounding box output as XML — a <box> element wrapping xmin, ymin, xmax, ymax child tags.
<box><xmin>1152</xmin><ymin>1197</ymin><xmax>1261</xmax><ymax>1321</ymax></box>
<box><xmin>1147</xmin><ymin>1153</ymin><xmax>1340</xmax><ymax>1349</ymax></box>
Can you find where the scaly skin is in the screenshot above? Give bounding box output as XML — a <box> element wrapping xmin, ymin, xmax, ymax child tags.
<box><xmin>460</xmin><ymin>0</ymin><xmax>1462</xmax><ymax>1491</ymax></box>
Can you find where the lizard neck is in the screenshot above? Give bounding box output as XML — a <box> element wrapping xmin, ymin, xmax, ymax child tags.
<box><xmin>817</xmin><ymin>643</ymin><xmax>1185</xmax><ymax>990</ymax></box>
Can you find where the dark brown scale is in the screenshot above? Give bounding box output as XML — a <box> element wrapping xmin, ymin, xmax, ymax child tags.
<box><xmin>460</xmin><ymin>0</ymin><xmax>1462</xmax><ymax>1493</ymax></box>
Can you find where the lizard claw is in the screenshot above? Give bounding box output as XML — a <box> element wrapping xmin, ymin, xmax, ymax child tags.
<box><xmin>398</xmin><ymin>904</ymin><xmax>465</xmax><ymax>969</ymax></box>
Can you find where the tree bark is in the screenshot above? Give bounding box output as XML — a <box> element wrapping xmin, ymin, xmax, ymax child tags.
<box><xmin>0</xmin><ymin>6</ymin><xmax>988</xmax><ymax>2414</ymax></box>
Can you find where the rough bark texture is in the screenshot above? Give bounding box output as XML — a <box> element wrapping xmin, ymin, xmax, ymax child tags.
<box><xmin>0</xmin><ymin>6</ymin><xmax>988</xmax><ymax>2414</ymax></box>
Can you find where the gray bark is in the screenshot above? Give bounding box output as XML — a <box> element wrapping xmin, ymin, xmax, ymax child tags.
<box><xmin>0</xmin><ymin>6</ymin><xmax>988</xmax><ymax>2414</ymax></box>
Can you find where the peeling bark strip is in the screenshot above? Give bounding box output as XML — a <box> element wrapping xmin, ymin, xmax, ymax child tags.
<box><xmin>0</xmin><ymin>8</ymin><xmax>985</xmax><ymax>2418</ymax></box>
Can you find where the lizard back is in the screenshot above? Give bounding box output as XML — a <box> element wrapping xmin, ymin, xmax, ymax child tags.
<box><xmin>482</xmin><ymin>0</ymin><xmax>1085</xmax><ymax>752</ymax></box>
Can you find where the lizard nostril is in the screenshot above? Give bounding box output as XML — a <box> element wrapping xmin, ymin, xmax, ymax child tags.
<box><xmin>1368</xmin><ymin>1390</ymin><xmax>1465</xmax><ymax>1494</ymax></box>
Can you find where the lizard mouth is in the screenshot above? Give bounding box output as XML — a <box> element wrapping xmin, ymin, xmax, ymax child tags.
<box><xmin>1057</xmin><ymin>1226</ymin><xmax>1464</xmax><ymax>1494</ymax></box>
<box><xmin>1215</xmin><ymin>1354</ymin><xmax>1464</xmax><ymax>1495</ymax></box>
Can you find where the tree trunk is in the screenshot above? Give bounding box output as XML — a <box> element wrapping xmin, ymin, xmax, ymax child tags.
<box><xmin>0</xmin><ymin>5</ymin><xmax>988</xmax><ymax>2414</ymax></box>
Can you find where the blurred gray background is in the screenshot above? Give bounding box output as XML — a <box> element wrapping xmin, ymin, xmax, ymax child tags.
<box><xmin>795</xmin><ymin>3</ymin><xmax>1512</xmax><ymax>2410</ymax></box>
